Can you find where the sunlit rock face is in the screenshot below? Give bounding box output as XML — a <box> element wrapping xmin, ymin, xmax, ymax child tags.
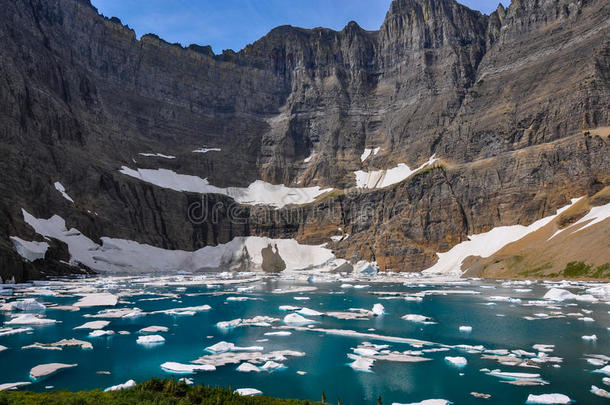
<box><xmin>0</xmin><ymin>0</ymin><xmax>608</xmax><ymax>280</ymax></box>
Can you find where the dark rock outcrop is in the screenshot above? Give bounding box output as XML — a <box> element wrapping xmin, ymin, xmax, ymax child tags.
<box><xmin>0</xmin><ymin>0</ymin><xmax>608</xmax><ymax>280</ymax></box>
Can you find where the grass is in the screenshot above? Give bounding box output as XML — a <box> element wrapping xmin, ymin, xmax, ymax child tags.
<box><xmin>0</xmin><ymin>379</ymin><xmax>324</xmax><ymax>405</ymax></box>
<box><xmin>562</xmin><ymin>262</ymin><xmax>610</xmax><ymax>279</ymax></box>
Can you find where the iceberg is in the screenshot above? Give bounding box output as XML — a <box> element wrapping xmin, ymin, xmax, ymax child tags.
<box><xmin>283</xmin><ymin>313</ymin><xmax>316</xmax><ymax>325</ymax></box>
<box><xmin>136</xmin><ymin>335</ymin><xmax>165</xmax><ymax>345</ymax></box>
<box><xmin>591</xmin><ymin>385</ymin><xmax>610</xmax><ymax>398</ymax></box>
<box><xmin>74</xmin><ymin>293</ymin><xmax>118</xmax><ymax>307</ymax></box>
<box><xmin>6</xmin><ymin>314</ymin><xmax>56</xmax><ymax>325</ymax></box>
<box><xmin>236</xmin><ymin>363</ymin><xmax>261</xmax><ymax>373</ymax></box>
<box><xmin>372</xmin><ymin>304</ymin><xmax>385</xmax><ymax>316</ymax></box>
<box><xmin>74</xmin><ymin>321</ymin><xmax>110</xmax><ymax>330</ymax></box>
<box><xmin>10</xmin><ymin>299</ymin><xmax>46</xmax><ymax>312</ymax></box>
<box><xmin>160</xmin><ymin>362</ymin><xmax>216</xmax><ymax>374</ymax></box>
<box><xmin>459</xmin><ymin>326</ymin><xmax>472</xmax><ymax>333</ymax></box>
<box><xmin>444</xmin><ymin>357</ymin><xmax>467</xmax><ymax>367</ymax></box>
<box><xmin>525</xmin><ymin>393</ymin><xmax>572</xmax><ymax>404</ymax></box>
<box><xmin>29</xmin><ymin>363</ymin><xmax>77</xmax><ymax>380</ymax></box>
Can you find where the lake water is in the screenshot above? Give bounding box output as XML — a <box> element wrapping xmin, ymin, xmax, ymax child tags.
<box><xmin>1</xmin><ymin>274</ymin><xmax>609</xmax><ymax>404</ymax></box>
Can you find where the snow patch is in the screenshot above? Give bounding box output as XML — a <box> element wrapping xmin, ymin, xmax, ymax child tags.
<box><xmin>54</xmin><ymin>182</ymin><xmax>74</xmax><ymax>203</ymax></box>
<box><xmin>423</xmin><ymin>198</ymin><xmax>581</xmax><ymax>276</ymax></box>
<box><xmin>355</xmin><ymin>155</ymin><xmax>437</xmax><ymax>189</ymax></box>
<box><xmin>10</xmin><ymin>237</ymin><xmax>48</xmax><ymax>262</ymax></box>
<box><xmin>119</xmin><ymin>167</ymin><xmax>331</xmax><ymax>208</ymax></box>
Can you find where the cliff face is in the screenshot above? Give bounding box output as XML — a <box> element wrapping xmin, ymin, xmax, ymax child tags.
<box><xmin>0</xmin><ymin>0</ymin><xmax>608</xmax><ymax>281</ymax></box>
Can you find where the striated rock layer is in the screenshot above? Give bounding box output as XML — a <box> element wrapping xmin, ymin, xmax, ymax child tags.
<box><xmin>0</xmin><ymin>0</ymin><xmax>608</xmax><ymax>280</ymax></box>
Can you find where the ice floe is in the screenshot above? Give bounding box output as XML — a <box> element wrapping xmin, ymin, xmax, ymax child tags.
<box><xmin>401</xmin><ymin>314</ymin><xmax>436</xmax><ymax>324</ymax></box>
<box><xmin>89</xmin><ymin>330</ymin><xmax>114</xmax><ymax>337</ymax></box>
<box><xmin>9</xmin><ymin>237</ymin><xmax>48</xmax><ymax>262</ymax></box>
<box><xmin>22</xmin><ymin>339</ymin><xmax>92</xmax><ymax>351</ymax></box>
<box><xmin>0</xmin><ymin>382</ymin><xmax>31</xmax><ymax>391</ymax></box>
<box><xmin>591</xmin><ymin>385</ymin><xmax>610</xmax><ymax>398</ymax></box>
<box><xmin>74</xmin><ymin>293</ymin><xmax>118</xmax><ymax>307</ymax></box>
<box><xmin>284</xmin><ymin>313</ymin><xmax>316</xmax><ymax>325</ymax></box>
<box><xmin>217</xmin><ymin>316</ymin><xmax>279</xmax><ymax>329</ymax></box>
<box><xmin>582</xmin><ymin>335</ymin><xmax>597</xmax><ymax>341</ymax></box>
<box><xmin>372</xmin><ymin>303</ymin><xmax>385</xmax><ymax>316</ymax></box>
<box><xmin>205</xmin><ymin>341</ymin><xmax>263</xmax><ymax>353</ymax></box>
<box><xmin>525</xmin><ymin>393</ymin><xmax>572</xmax><ymax>404</ymax></box>
<box><xmin>9</xmin><ymin>298</ymin><xmax>46</xmax><ymax>311</ymax></box>
<box><xmin>444</xmin><ymin>356</ymin><xmax>467</xmax><ymax>367</ymax></box>
<box><xmin>160</xmin><ymin>362</ymin><xmax>216</xmax><ymax>374</ymax></box>
<box><xmin>136</xmin><ymin>335</ymin><xmax>165</xmax><ymax>345</ymax></box>
<box><xmin>543</xmin><ymin>288</ymin><xmax>597</xmax><ymax>302</ymax></box>
<box><xmin>139</xmin><ymin>326</ymin><xmax>169</xmax><ymax>334</ymax></box>
<box><xmin>29</xmin><ymin>363</ymin><xmax>77</xmax><ymax>380</ymax></box>
<box><xmin>0</xmin><ymin>327</ymin><xmax>33</xmax><ymax>336</ymax></box>
<box><xmin>74</xmin><ymin>320</ymin><xmax>110</xmax><ymax>330</ymax></box>
<box><xmin>6</xmin><ymin>314</ymin><xmax>56</xmax><ymax>325</ymax></box>
<box><xmin>54</xmin><ymin>182</ymin><xmax>74</xmax><ymax>203</ymax></box>
<box><xmin>119</xmin><ymin>167</ymin><xmax>331</xmax><ymax>208</ymax></box>
<box><xmin>459</xmin><ymin>326</ymin><xmax>472</xmax><ymax>333</ymax></box>
<box><xmin>392</xmin><ymin>400</ymin><xmax>451</xmax><ymax>405</ymax></box>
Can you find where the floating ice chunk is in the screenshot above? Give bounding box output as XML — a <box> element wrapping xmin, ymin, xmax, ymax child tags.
<box><xmin>10</xmin><ymin>237</ymin><xmax>48</xmax><ymax>262</ymax></box>
<box><xmin>297</xmin><ymin>307</ymin><xmax>323</xmax><ymax>316</ymax></box>
<box><xmin>0</xmin><ymin>327</ymin><xmax>33</xmax><ymax>337</ymax></box>
<box><xmin>401</xmin><ymin>314</ymin><xmax>435</xmax><ymax>324</ymax></box>
<box><xmin>604</xmin><ymin>377</ymin><xmax>610</xmax><ymax>386</ymax></box>
<box><xmin>284</xmin><ymin>313</ymin><xmax>316</xmax><ymax>325</ymax></box>
<box><xmin>74</xmin><ymin>294</ymin><xmax>118</xmax><ymax>307</ymax></box>
<box><xmin>279</xmin><ymin>305</ymin><xmax>301</xmax><ymax>311</ymax></box>
<box><xmin>591</xmin><ymin>385</ymin><xmax>610</xmax><ymax>398</ymax></box>
<box><xmin>459</xmin><ymin>326</ymin><xmax>472</xmax><ymax>333</ymax></box>
<box><xmin>0</xmin><ymin>382</ymin><xmax>31</xmax><ymax>391</ymax></box>
<box><xmin>341</xmin><ymin>284</ymin><xmax>353</xmax><ymax>288</ymax></box>
<box><xmin>349</xmin><ymin>356</ymin><xmax>374</xmax><ymax>372</ymax></box>
<box><xmin>136</xmin><ymin>335</ymin><xmax>165</xmax><ymax>345</ymax></box>
<box><xmin>205</xmin><ymin>341</ymin><xmax>263</xmax><ymax>353</ymax></box>
<box><xmin>264</xmin><ymin>331</ymin><xmax>291</xmax><ymax>337</ymax></box>
<box><xmin>445</xmin><ymin>356</ymin><xmax>467</xmax><ymax>367</ymax></box>
<box><xmin>139</xmin><ymin>326</ymin><xmax>169</xmax><ymax>334</ymax></box>
<box><xmin>74</xmin><ymin>321</ymin><xmax>110</xmax><ymax>330</ymax></box>
<box><xmin>525</xmin><ymin>393</ymin><xmax>572</xmax><ymax>404</ymax></box>
<box><xmin>543</xmin><ymin>288</ymin><xmax>597</xmax><ymax>303</ymax></box>
<box><xmin>226</xmin><ymin>297</ymin><xmax>250</xmax><ymax>302</ymax></box>
<box><xmin>372</xmin><ymin>304</ymin><xmax>385</xmax><ymax>316</ymax></box>
<box><xmin>10</xmin><ymin>299</ymin><xmax>46</xmax><ymax>312</ymax></box>
<box><xmin>104</xmin><ymin>379</ymin><xmax>136</xmax><ymax>392</ymax></box>
<box><xmin>586</xmin><ymin>358</ymin><xmax>606</xmax><ymax>366</ymax></box>
<box><xmin>89</xmin><ymin>330</ymin><xmax>114</xmax><ymax>337</ymax></box>
<box><xmin>486</xmin><ymin>370</ymin><xmax>540</xmax><ymax>380</ymax></box>
<box><xmin>391</xmin><ymin>399</ymin><xmax>451</xmax><ymax>405</ymax></box>
<box><xmin>592</xmin><ymin>365</ymin><xmax>610</xmax><ymax>376</ymax></box>
<box><xmin>6</xmin><ymin>314</ymin><xmax>56</xmax><ymax>325</ymax></box>
<box><xmin>29</xmin><ymin>363</ymin><xmax>77</xmax><ymax>380</ymax></box>
<box><xmin>260</xmin><ymin>361</ymin><xmax>284</xmax><ymax>371</ymax></box>
<box><xmin>160</xmin><ymin>362</ymin><xmax>216</xmax><ymax>374</ymax></box>
<box><xmin>0</xmin><ymin>345</ymin><xmax>6</xmax><ymax>353</ymax></box>
<box><xmin>235</xmin><ymin>388</ymin><xmax>262</xmax><ymax>396</ymax></box>
<box><xmin>138</xmin><ymin>153</ymin><xmax>175</xmax><ymax>159</ymax></box>
<box><xmin>582</xmin><ymin>335</ymin><xmax>597</xmax><ymax>341</ymax></box>
<box><xmin>579</xmin><ymin>317</ymin><xmax>595</xmax><ymax>322</ymax></box>
<box><xmin>236</xmin><ymin>363</ymin><xmax>260</xmax><ymax>373</ymax></box>
<box><xmin>54</xmin><ymin>182</ymin><xmax>74</xmax><ymax>203</ymax></box>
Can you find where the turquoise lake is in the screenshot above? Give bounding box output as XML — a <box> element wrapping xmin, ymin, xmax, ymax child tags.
<box><xmin>1</xmin><ymin>276</ymin><xmax>609</xmax><ymax>404</ymax></box>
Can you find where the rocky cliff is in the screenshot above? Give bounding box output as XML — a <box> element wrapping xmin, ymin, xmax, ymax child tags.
<box><xmin>0</xmin><ymin>0</ymin><xmax>608</xmax><ymax>281</ymax></box>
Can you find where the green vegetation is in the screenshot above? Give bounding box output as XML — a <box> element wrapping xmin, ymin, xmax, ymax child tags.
<box><xmin>517</xmin><ymin>262</ymin><xmax>553</xmax><ymax>278</ymax></box>
<box><xmin>0</xmin><ymin>379</ymin><xmax>323</xmax><ymax>405</ymax></box>
<box><xmin>562</xmin><ymin>261</ymin><xmax>610</xmax><ymax>279</ymax></box>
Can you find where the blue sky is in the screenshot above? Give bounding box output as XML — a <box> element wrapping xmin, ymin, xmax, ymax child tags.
<box><xmin>91</xmin><ymin>0</ymin><xmax>506</xmax><ymax>53</ymax></box>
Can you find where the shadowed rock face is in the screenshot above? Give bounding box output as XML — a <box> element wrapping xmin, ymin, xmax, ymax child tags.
<box><xmin>0</xmin><ymin>0</ymin><xmax>608</xmax><ymax>280</ymax></box>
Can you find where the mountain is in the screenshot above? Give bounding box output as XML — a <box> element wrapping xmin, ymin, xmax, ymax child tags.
<box><xmin>0</xmin><ymin>0</ymin><xmax>608</xmax><ymax>282</ymax></box>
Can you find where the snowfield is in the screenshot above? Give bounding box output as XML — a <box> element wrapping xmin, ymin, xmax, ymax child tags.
<box><xmin>422</xmin><ymin>198</ymin><xmax>582</xmax><ymax>276</ymax></box>
<box><xmin>22</xmin><ymin>208</ymin><xmax>334</xmax><ymax>273</ymax></box>
<box><xmin>119</xmin><ymin>167</ymin><xmax>331</xmax><ymax>208</ymax></box>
